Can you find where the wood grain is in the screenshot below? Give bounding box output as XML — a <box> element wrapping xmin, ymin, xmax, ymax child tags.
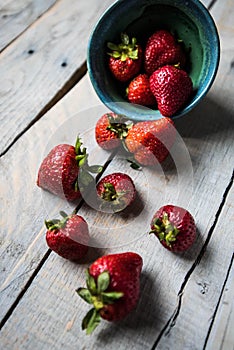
<box><xmin>206</xmin><ymin>256</ymin><xmax>234</xmax><ymax>350</ymax></box>
<box><xmin>1</xmin><ymin>0</ymin><xmax>233</xmax><ymax>349</ymax></box>
<box><xmin>0</xmin><ymin>0</ymin><xmax>56</xmax><ymax>51</ymax></box>
<box><xmin>0</xmin><ymin>76</ymin><xmax>104</xmax><ymax>320</ymax></box>
<box><xmin>1</xmin><ymin>43</ymin><xmax>234</xmax><ymax>350</ymax></box>
<box><xmin>0</xmin><ymin>0</ymin><xmax>114</xmax><ymax>155</ymax></box>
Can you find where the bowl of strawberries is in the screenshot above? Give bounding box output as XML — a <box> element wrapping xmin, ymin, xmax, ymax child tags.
<box><xmin>87</xmin><ymin>0</ymin><xmax>220</xmax><ymax>121</ymax></box>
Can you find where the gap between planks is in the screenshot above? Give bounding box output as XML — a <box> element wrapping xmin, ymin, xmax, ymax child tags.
<box><xmin>203</xmin><ymin>252</ymin><xmax>234</xmax><ymax>349</ymax></box>
<box><xmin>0</xmin><ymin>149</ymin><xmax>118</xmax><ymax>329</ymax></box>
<box><xmin>0</xmin><ymin>62</ymin><xmax>87</xmax><ymax>158</ymax></box>
<box><xmin>0</xmin><ymin>0</ymin><xmax>217</xmax><ymax>159</ymax></box>
<box><xmin>150</xmin><ymin>169</ymin><xmax>234</xmax><ymax>350</ymax></box>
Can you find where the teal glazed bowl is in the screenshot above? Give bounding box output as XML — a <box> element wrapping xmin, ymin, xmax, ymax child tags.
<box><xmin>87</xmin><ymin>0</ymin><xmax>220</xmax><ymax>121</ymax></box>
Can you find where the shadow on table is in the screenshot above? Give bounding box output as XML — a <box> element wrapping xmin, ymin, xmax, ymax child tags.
<box><xmin>96</xmin><ymin>271</ymin><xmax>165</xmax><ymax>346</ymax></box>
<box><xmin>174</xmin><ymin>96</ymin><xmax>234</xmax><ymax>139</ymax></box>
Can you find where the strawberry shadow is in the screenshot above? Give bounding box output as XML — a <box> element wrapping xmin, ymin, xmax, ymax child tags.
<box><xmin>118</xmin><ymin>190</ymin><xmax>145</xmax><ymax>219</ymax></box>
<box><xmin>171</xmin><ymin>226</ymin><xmax>204</xmax><ymax>261</ymax></box>
<box><xmin>96</xmin><ymin>271</ymin><xmax>165</xmax><ymax>344</ymax></box>
<box><xmin>75</xmin><ymin>244</ymin><xmax>106</xmax><ymax>265</ymax></box>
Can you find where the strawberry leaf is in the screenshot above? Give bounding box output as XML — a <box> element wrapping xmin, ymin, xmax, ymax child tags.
<box><xmin>86</xmin><ymin>269</ymin><xmax>97</xmax><ymax>295</ymax></box>
<box><xmin>88</xmin><ymin>165</ymin><xmax>103</xmax><ymax>174</ymax></box>
<box><xmin>76</xmin><ymin>288</ymin><xmax>92</xmax><ymax>304</ymax></box>
<box><xmin>75</xmin><ymin>137</ymin><xmax>82</xmax><ymax>154</ymax></box>
<box><xmin>107</xmin><ymin>42</ymin><xmax>119</xmax><ymax>51</ymax></box>
<box><xmin>79</xmin><ymin>169</ymin><xmax>94</xmax><ymax>187</ymax></box>
<box><xmin>97</xmin><ymin>271</ymin><xmax>110</xmax><ymax>293</ymax></box>
<box><xmin>44</xmin><ymin>219</ymin><xmax>60</xmax><ymax>230</ymax></box>
<box><xmin>82</xmin><ymin>308</ymin><xmax>101</xmax><ymax>334</ymax></box>
<box><xmin>101</xmin><ymin>291</ymin><xmax>124</xmax><ymax>304</ymax></box>
<box><xmin>121</xmin><ymin>33</ymin><xmax>129</xmax><ymax>45</ymax></box>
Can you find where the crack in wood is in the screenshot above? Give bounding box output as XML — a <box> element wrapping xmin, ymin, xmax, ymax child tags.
<box><xmin>150</xmin><ymin>170</ymin><xmax>234</xmax><ymax>349</ymax></box>
<box><xmin>0</xmin><ymin>249</ymin><xmax>51</xmax><ymax>330</ymax></box>
<box><xmin>0</xmin><ymin>149</ymin><xmax>118</xmax><ymax>329</ymax></box>
<box><xmin>202</xmin><ymin>253</ymin><xmax>234</xmax><ymax>349</ymax></box>
<box><xmin>208</xmin><ymin>0</ymin><xmax>218</xmax><ymax>10</ymax></box>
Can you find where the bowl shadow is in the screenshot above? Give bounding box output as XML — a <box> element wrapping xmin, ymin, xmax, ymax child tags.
<box><xmin>174</xmin><ymin>96</ymin><xmax>234</xmax><ymax>139</ymax></box>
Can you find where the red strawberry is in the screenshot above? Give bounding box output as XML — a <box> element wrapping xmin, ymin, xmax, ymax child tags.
<box><xmin>95</xmin><ymin>113</ymin><xmax>131</xmax><ymax>150</ymax></box>
<box><xmin>96</xmin><ymin>172</ymin><xmax>136</xmax><ymax>212</ymax></box>
<box><xmin>124</xmin><ymin>117</ymin><xmax>176</xmax><ymax>166</ymax></box>
<box><xmin>144</xmin><ymin>29</ymin><xmax>186</xmax><ymax>75</ymax></box>
<box><xmin>107</xmin><ymin>33</ymin><xmax>142</xmax><ymax>82</ymax></box>
<box><xmin>127</xmin><ymin>74</ymin><xmax>156</xmax><ymax>106</ymax></box>
<box><xmin>37</xmin><ymin>137</ymin><xmax>102</xmax><ymax>201</ymax></box>
<box><xmin>45</xmin><ymin>211</ymin><xmax>89</xmax><ymax>261</ymax></box>
<box><xmin>150</xmin><ymin>65</ymin><xmax>193</xmax><ymax>117</ymax></box>
<box><xmin>150</xmin><ymin>205</ymin><xmax>196</xmax><ymax>252</ymax></box>
<box><xmin>77</xmin><ymin>252</ymin><xmax>143</xmax><ymax>334</ymax></box>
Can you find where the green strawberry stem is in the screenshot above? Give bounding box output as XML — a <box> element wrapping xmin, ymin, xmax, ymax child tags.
<box><xmin>106</xmin><ymin>114</ymin><xmax>133</xmax><ymax>139</ymax></box>
<box><xmin>45</xmin><ymin>211</ymin><xmax>70</xmax><ymax>231</ymax></box>
<box><xmin>99</xmin><ymin>182</ymin><xmax>132</xmax><ymax>213</ymax></box>
<box><xmin>74</xmin><ymin>136</ymin><xmax>103</xmax><ymax>193</ymax></box>
<box><xmin>150</xmin><ymin>213</ymin><xmax>180</xmax><ymax>247</ymax></box>
<box><xmin>101</xmin><ymin>183</ymin><xmax>118</xmax><ymax>201</ymax></box>
<box><xmin>77</xmin><ymin>270</ymin><xmax>124</xmax><ymax>335</ymax></box>
<box><xmin>107</xmin><ymin>33</ymin><xmax>139</xmax><ymax>61</ymax></box>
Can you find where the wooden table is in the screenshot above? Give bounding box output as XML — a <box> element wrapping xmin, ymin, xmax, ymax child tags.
<box><xmin>0</xmin><ymin>1</ymin><xmax>233</xmax><ymax>349</ymax></box>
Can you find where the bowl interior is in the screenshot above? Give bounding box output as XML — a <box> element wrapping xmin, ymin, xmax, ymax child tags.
<box><xmin>88</xmin><ymin>0</ymin><xmax>220</xmax><ymax>121</ymax></box>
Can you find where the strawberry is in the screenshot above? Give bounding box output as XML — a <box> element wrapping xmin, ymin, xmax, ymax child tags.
<box><xmin>96</xmin><ymin>172</ymin><xmax>136</xmax><ymax>212</ymax></box>
<box><xmin>37</xmin><ymin>137</ymin><xmax>102</xmax><ymax>201</ymax></box>
<box><xmin>144</xmin><ymin>29</ymin><xmax>186</xmax><ymax>75</ymax></box>
<box><xmin>77</xmin><ymin>252</ymin><xmax>143</xmax><ymax>334</ymax></box>
<box><xmin>107</xmin><ymin>33</ymin><xmax>142</xmax><ymax>82</ymax></box>
<box><xmin>124</xmin><ymin>117</ymin><xmax>176</xmax><ymax>166</ymax></box>
<box><xmin>150</xmin><ymin>65</ymin><xmax>193</xmax><ymax>117</ymax></box>
<box><xmin>45</xmin><ymin>211</ymin><xmax>89</xmax><ymax>261</ymax></box>
<box><xmin>127</xmin><ymin>74</ymin><xmax>156</xmax><ymax>106</ymax></box>
<box><xmin>95</xmin><ymin>113</ymin><xmax>131</xmax><ymax>150</ymax></box>
<box><xmin>150</xmin><ymin>205</ymin><xmax>196</xmax><ymax>252</ymax></box>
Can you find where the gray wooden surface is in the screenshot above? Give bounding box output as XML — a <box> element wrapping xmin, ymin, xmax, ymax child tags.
<box><xmin>0</xmin><ymin>0</ymin><xmax>233</xmax><ymax>349</ymax></box>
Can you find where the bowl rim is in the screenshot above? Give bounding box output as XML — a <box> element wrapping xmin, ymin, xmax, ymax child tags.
<box><xmin>87</xmin><ymin>0</ymin><xmax>220</xmax><ymax>121</ymax></box>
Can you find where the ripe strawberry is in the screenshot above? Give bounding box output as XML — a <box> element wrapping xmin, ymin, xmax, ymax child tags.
<box><xmin>144</xmin><ymin>29</ymin><xmax>186</xmax><ymax>75</ymax></box>
<box><xmin>37</xmin><ymin>137</ymin><xmax>102</xmax><ymax>201</ymax></box>
<box><xmin>107</xmin><ymin>33</ymin><xmax>142</xmax><ymax>82</ymax></box>
<box><xmin>95</xmin><ymin>113</ymin><xmax>131</xmax><ymax>150</ymax></box>
<box><xmin>77</xmin><ymin>252</ymin><xmax>143</xmax><ymax>334</ymax></box>
<box><xmin>124</xmin><ymin>117</ymin><xmax>176</xmax><ymax>166</ymax></box>
<box><xmin>127</xmin><ymin>74</ymin><xmax>156</xmax><ymax>106</ymax></box>
<box><xmin>96</xmin><ymin>172</ymin><xmax>136</xmax><ymax>212</ymax></box>
<box><xmin>150</xmin><ymin>65</ymin><xmax>193</xmax><ymax>117</ymax></box>
<box><xmin>45</xmin><ymin>211</ymin><xmax>89</xmax><ymax>261</ymax></box>
<box><xmin>150</xmin><ymin>205</ymin><xmax>196</xmax><ymax>252</ymax></box>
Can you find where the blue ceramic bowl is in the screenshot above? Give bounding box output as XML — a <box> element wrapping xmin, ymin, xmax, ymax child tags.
<box><xmin>87</xmin><ymin>0</ymin><xmax>220</xmax><ymax>121</ymax></box>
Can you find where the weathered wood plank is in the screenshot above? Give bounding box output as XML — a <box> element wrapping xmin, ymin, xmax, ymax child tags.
<box><xmin>0</xmin><ymin>0</ymin><xmax>114</xmax><ymax>155</ymax></box>
<box><xmin>153</xmin><ymin>0</ymin><xmax>234</xmax><ymax>346</ymax></box>
<box><xmin>1</xmin><ymin>0</ymin><xmax>233</xmax><ymax>349</ymax></box>
<box><xmin>1</xmin><ymin>60</ymin><xmax>234</xmax><ymax>349</ymax></box>
<box><xmin>0</xmin><ymin>134</ymin><xmax>233</xmax><ymax>350</ymax></box>
<box><xmin>0</xmin><ymin>76</ymin><xmax>105</xmax><ymax>320</ymax></box>
<box><xmin>206</xmin><ymin>260</ymin><xmax>234</xmax><ymax>350</ymax></box>
<box><xmin>0</xmin><ymin>0</ymin><xmax>56</xmax><ymax>51</ymax></box>
<box><xmin>155</xmin><ymin>183</ymin><xmax>234</xmax><ymax>350</ymax></box>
